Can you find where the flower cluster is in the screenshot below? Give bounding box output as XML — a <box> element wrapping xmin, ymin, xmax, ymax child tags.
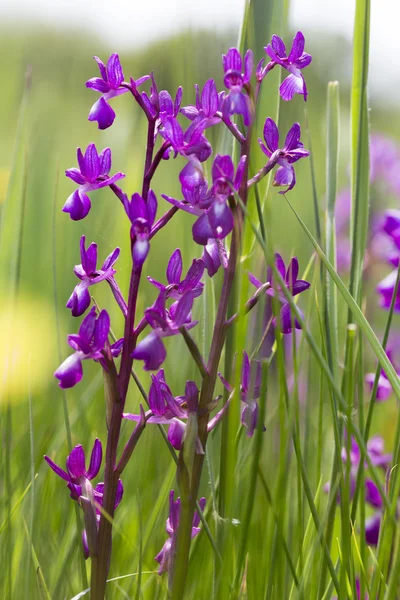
<box><xmin>46</xmin><ymin>31</ymin><xmax>312</xmax><ymax>594</ymax></box>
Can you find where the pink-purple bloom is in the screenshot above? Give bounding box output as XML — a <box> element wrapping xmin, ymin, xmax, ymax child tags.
<box><xmin>249</xmin><ymin>253</ymin><xmax>310</xmax><ymax>334</ymax></box>
<box><xmin>67</xmin><ymin>236</ymin><xmax>120</xmax><ymax>317</ymax></box>
<box><xmin>86</xmin><ymin>53</ymin><xmax>149</xmax><ymax>129</ymax></box>
<box><xmin>264</xmin><ymin>32</ymin><xmax>312</xmax><ymax>101</ymax></box>
<box><xmin>131</xmin><ymin>289</ymin><xmax>198</xmax><ymax>371</ymax></box>
<box><xmin>155</xmin><ymin>490</ymin><xmax>206</xmax><ymax>574</ymax></box>
<box><xmin>124</xmin><ymin>370</ymin><xmax>227</xmax><ymax>450</ymax></box>
<box><xmin>64</xmin><ymin>144</ymin><xmax>125</xmax><ymax>220</ymax></box>
<box><xmin>259</xmin><ymin>118</ymin><xmax>309</xmax><ymax>193</ymax></box>
<box><xmin>148</xmin><ymin>248</ymin><xmax>204</xmax><ymax>300</ymax></box>
<box><xmin>180</xmin><ymin>79</ymin><xmax>221</xmax><ymax>128</ymax></box>
<box><xmin>54</xmin><ymin>307</ymin><xmax>110</xmax><ymax>388</ymax></box>
<box><xmin>44</xmin><ymin>439</ymin><xmax>102</xmax><ymax>500</ymax></box>
<box><xmin>365</xmin><ymin>350</ymin><xmax>400</xmax><ymax>401</ymax></box>
<box><xmin>222</xmin><ymin>48</ymin><xmax>253</xmax><ymax>126</ymax></box>
<box><xmin>159</xmin><ymin>116</ymin><xmax>212</xmax><ymax>163</ymax></box>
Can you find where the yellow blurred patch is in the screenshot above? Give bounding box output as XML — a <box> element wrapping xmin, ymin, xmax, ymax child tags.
<box><xmin>0</xmin><ymin>296</ymin><xmax>57</xmax><ymax>400</ymax></box>
<box><xmin>0</xmin><ymin>167</ymin><xmax>10</xmax><ymax>204</ymax></box>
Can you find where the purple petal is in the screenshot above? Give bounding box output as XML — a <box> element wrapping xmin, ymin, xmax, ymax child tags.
<box><xmin>168</xmin><ymin>419</ymin><xmax>186</xmax><ymax>450</ymax></box>
<box><xmin>88</xmin><ymin>97</ymin><xmax>116</xmax><ymax>130</ymax></box>
<box><xmin>212</xmin><ymin>154</ymin><xmax>234</xmax><ymax>183</ymax></box>
<box><xmin>65</xmin><ymin>168</ymin><xmax>86</xmax><ymax>185</ymax></box>
<box><xmin>54</xmin><ymin>353</ymin><xmax>83</xmax><ymax>388</ymax></box>
<box><xmin>365</xmin><ymin>512</ymin><xmax>381</xmax><ymax>545</ymax></box>
<box><xmin>85</xmin><ymin>77</ymin><xmax>110</xmax><ymax>93</ymax></box>
<box><xmin>201</xmin><ymin>79</ymin><xmax>218</xmax><ymax>117</ymax></box>
<box><xmin>284</xmin><ymin>123</ymin><xmax>301</xmax><ymax>152</ymax></box>
<box><xmin>173</xmin><ymin>290</ymin><xmax>195</xmax><ymax>327</ymax></box>
<box><xmin>101</xmin><ymin>247</ymin><xmax>120</xmax><ymax>271</ymax></box>
<box><xmin>174</xmin><ymin>87</ymin><xmax>183</xmax><ymax>115</ymax></box>
<box><xmin>79</xmin><ymin>307</ymin><xmax>97</xmax><ymax>344</ymax></box>
<box><xmin>202</xmin><ymin>240</ymin><xmax>221</xmax><ymax>277</ymax></box>
<box><xmin>93</xmin><ymin>310</ymin><xmax>110</xmax><ymax>351</ymax></box>
<box><xmin>207</xmin><ymin>202</ymin><xmax>234</xmax><ymax>239</ymax></box>
<box><xmin>66</xmin><ymin>284</ymin><xmax>91</xmax><ymax>317</ymax></box>
<box><xmin>93</xmin><ymin>56</ymin><xmax>108</xmax><ymax>81</ymax></box>
<box><xmin>161</xmin><ymin>117</ymin><xmax>184</xmax><ymax>149</ymax></box>
<box><xmin>243</xmin><ymin>49</ymin><xmax>254</xmax><ymax>83</ymax></box>
<box><xmin>286</xmin><ymin>256</ymin><xmax>299</xmax><ymax>285</ymax></box>
<box><xmin>241</xmin><ymin>351</ymin><xmax>251</xmax><ymax>393</ymax></box>
<box><xmin>271</xmin><ymin>35</ymin><xmax>286</xmax><ymax>57</ymax></box>
<box><xmin>159</xmin><ymin>90</ymin><xmax>174</xmax><ymax>116</ymax></box>
<box><xmin>223</xmin><ymin>91</ymin><xmax>252</xmax><ymax>126</ymax></box>
<box><xmin>44</xmin><ymin>456</ymin><xmax>70</xmax><ymax>481</ymax></box>
<box><xmin>280</xmin><ymin>74</ymin><xmax>306</xmax><ymax>102</ymax></box>
<box><xmin>365</xmin><ymin>479</ymin><xmax>382</xmax><ymax>509</ymax></box>
<box><xmin>185</xmin><ymin>381</ymin><xmax>199</xmax><ymax>413</ymax></box>
<box><xmin>274</xmin><ymin>164</ymin><xmax>295</xmax><ymax>192</ymax></box>
<box><xmin>241</xmin><ymin>402</ymin><xmax>259</xmax><ymax>437</ymax></box>
<box><xmin>83</xmin><ymin>144</ymin><xmax>100</xmax><ymax>182</ymax></box>
<box><xmin>192</xmin><ymin>213</ymin><xmax>214</xmax><ymax>246</ymax></box>
<box><xmin>132</xmin><ymin>238</ymin><xmax>150</xmax><ymax>267</ymax></box>
<box><xmin>167</xmin><ymin>249</ymin><xmax>183</xmax><ymax>285</ymax></box>
<box><xmin>132</xmin><ymin>332</ymin><xmax>166</xmax><ymax>371</ymax></box>
<box><xmin>288</xmin><ymin>32</ymin><xmax>305</xmax><ymax>63</ymax></box>
<box><xmin>147</xmin><ymin>190</ymin><xmax>158</xmax><ymax>226</ymax></box>
<box><xmin>179</xmin><ymin>160</ymin><xmax>206</xmax><ymax>192</ymax></box>
<box><xmin>86</xmin><ymin>439</ymin><xmax>102</xmax><ymax>480</ymax></box>
<box><xmin>98</xmin><ymin>148</ymin><xmax>111</xmax><ymax>177</ymax></box>
<box><xmin>80</xmin><ymin>236</ymin><xmax>97</xmax><ymax>275</ymax></box>
<box><xmin>107</xmin><ymin>54</ymin><xmax>124</xmax><ymax>89</ymax></box>
<box><xmin>248</xmin><ymin>272</ymin><xmax>263</xmax><ymax>289</ymax></box>
<box><xmin>63</xmin><ymin>190</ymin><xmax>91</xmax><ymax>221</ymax></box>
<box><xmin>66</xmin><ymin>445</ymin><xmax>86</xmax><ymax>479</ymax></box>
<box><xmin>181</xmin><ymin>259</ymin><xmax>204</xmax><ymax>293</ymax></box>
<box><xmin>115</xmin><ymin>479</ymin><xmax>124</xmax><ymax>509</ymax></box>
<box><xmin>223</xmin><ymin>48</ymin><xmax>242</xmax><ymax>72</ymax></box>
<box><xmin>291</xmin><ymin>280</ymin><xmax>311</xmax><ymax>296</ymax></box>
<box><xmin>263</xmin><ymin>118</ymin><xmax>279</xmax><ymax>153</ymax></box>
<box><xmin>234</xmin><ymin>155</ymin><xmax>247</xmax><ymax>191</ymax></box>
<box><xmin>274</xmin><ymin>253</ymin><xmax>286</xmax><ymax>279</ymax></box>
<box><xmin>296</xmin><ymin>53</ymin><xmax>312</xmax><ymax>69</ymax></box>
<box><xmin>365</xmin><ymin>373</ymin><xmax>392</xmax><ymax>401</ymax></box>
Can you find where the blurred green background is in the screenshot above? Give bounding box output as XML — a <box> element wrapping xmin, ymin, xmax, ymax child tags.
<box><xmin>1</xmin><ymin>10</ymin><xmax>400</xmax><ymax>599</ymax></box>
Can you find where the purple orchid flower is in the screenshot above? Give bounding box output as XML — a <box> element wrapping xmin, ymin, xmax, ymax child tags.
<box><xmin>54</xmin><ymin>307</ymin><xmax>110</xmax><ymax>389</ymax></box>
<box><xmin>222</xmin><ymin>48</ymin><xmax>253</xmax><ymax>126</ymax></box>
<box><xmin>180</xmin><ymin>79</ymin><xmax>222</xmax><ymax>128</ymax></box>
<box><xmin>264</xmin><ymin>32</ymin><xmax>312</xmax><ymax>101</ymax></box>
<box><xmin>365</xmin><ymin>350</ymin><xmax>400</xmax><ymax>401</ymax></box>
<box><xmin>249</xmin><ymin>253</ymin><xmax>310</xmax><ymax>334</ymax></box>
<box><xmin>44</xmin><ymin>439</ymin><xmax>102</xmax><ymax>500</ymax></box>
<box><xmin>66</xmin><ymin>235</ymin><xmax>120</xmax><ymax>317</ymax></box>
<box><xmin>86</xmin><ymin>53</ymin><xmax>149</xmax><ymax>129</ymax></box>
<box><xmin>64</xmin><ymin>144</ymin><xmax>125</xmax><ymax>221</ymax></box>
<box><xmin>163</xmin><ymin>154</ymin><xmax>245</xmax><ymax>246</ymax></box>
<box><xmin>131</xmin><ymin>289</ymin><xmax>198</xmax><ymax>371</ymax></box>
<box><xmin>124</xmin><ymin>190</ymin><xmax>157</xmax><ymax>267</ymax></box>
<box><xmin>155</xmin><ymin>490</ymin><xmax>206</xmax><ymax>575</ymax></box>
<box><xmin>159</xmin><ymin>116</ymin><xmax>212</xmax><ymax>163</ymax></box>
<box><xmin>123</xmin><ymin>371</ymin><xmax>228</xmax><ymax>450</ymax></box>
<box><xmin>148</xmin><ymin>248</ymin><xmax>204</xmax><ymax>300</ymax></box>
<box><xmin>259</xmin><ymin>118</ymin><xmax>309</xmax><ymax>193</ymax></box>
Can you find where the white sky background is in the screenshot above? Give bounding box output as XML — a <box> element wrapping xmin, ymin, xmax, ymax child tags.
<box><xmin>0</xmin><ymin>0</ymin><xmax>397</xmax><ymax>103</ymax></box>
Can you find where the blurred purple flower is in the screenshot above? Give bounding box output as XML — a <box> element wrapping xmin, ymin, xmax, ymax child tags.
<box><xmin>86</xmin><ymin>54</ymin><xmax>149</xmax><ymax>129</ymax></box>
<box><xmin>54</xmin><ymin>307</ymin><xmax>110</xmax><ymax>388</ymax></box>
<box><xmin>365</xmin><ymin>350</ymin><xmax>400</xmax><ymax>401</ymax></box>
<box><xmin>155</xmin><ymin>490</ymin><xmax>206</xmax><ymax>574</ymax></box>
<box><xmin>259</xmin><ymin>118</ymin><xmax>309</xmax><ymax>193</ymax></box>
<box><xmin>124</xmin><ymin>190</ymin><xmax>158</xmax><ymax>267</ymax></box>
<box><xmin>131</xmin><ymin>290</ymin><xmax>198</xmax><ymax>371</ymax></box>
<box><xmin>67</xmin><ymin>235</ymin><xmax>120</xmax><ymax>317</ymax></box>
<box><xmin>222</xmin><ymin>48</ymin><xmax>253</xmax><ymax>125</ymax></box>
<box><xmin>64</xmin><ymin>144</ymin><xmax>125</xmax><ymax>221</ymax></box>
<box><xmin>264</xmin><ymin>32</ymin><xmax>312</xmax><ymax>101</ymax></box>
<box><xmin>44</xmin><ymin>439</ymin><xmax>102</xmax><ymax>500</ymax></box>
<box><xmin>148</xmin><ymin>248</ymin><xmax>204</xmax><ymax>300</ymax></box>
<box><xmin>249</xmin><ymin>253</ymin><xmax>310</xmax><ymax>334</ymax></box>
